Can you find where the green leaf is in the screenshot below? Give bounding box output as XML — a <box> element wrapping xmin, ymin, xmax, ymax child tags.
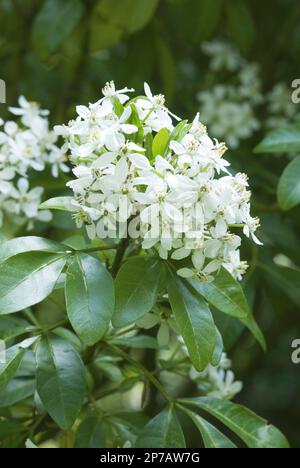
<box><xmin>0</xmin><ymin>345</ymin><xmax>25</xmax><ymax>391</ymax></box>
<box><xmin>0</xmin><ymin>379</ymin><xmax>35</xmax><ymax>408</ymax></box>
<box><xmin>255</xmin><ymin>126</ymin><xmax>300</xmax><ymax>154</ymax></box>
<box><xmin>65</xmin><ymin>253</ymin><xmax>115</xmax><ymax>346</ymax></box>
<box><xmin>260</xmin><ymin>262</ymin><xmax>300</xmax><ymax>308</ymax></box>
<box><xmin>0</xmin><ymin>236</ymin><xmax>67</xmax><ymax>264</ymax></box>
<box><xmin>36</xmin><ymin>335</ymin><xmax>86</xmax><ymax>430</ymax></box>
<box><xmin>188</xmin><ymin>0</ymin><xmax>223</xmax><ymax>43</ymax></box>
<box><xmin>136</xmin><ymin>406</ymin><xmax>186</xmax><ymax>448</ymax></box>
<box><xmin>113</xmin><ymin>257</ymin><xmax>162</xmax><ymax>328</ymax></box>
<box><xmin>180</xmin><ymin>407</ymin><xmax>236</xmax><ymax>448</ymax></box>
<box><xmin>40</xmin><ymin>197</ymin><xmax>74</xmax><ymax>212</ymax></box>
<box><xmin>180</xmin><ymin>397</ymin><xmax>289</xmax><ymax>448</ymax></box>
<box><xmin>225</xmin><ymin>0</ymin><xmax>255</xmax><ymax>54</ymax></box>
<box><xmin>152</xmin><ymin>128</ymin><xmax>170</xmax><ymax>157</ymax></box>
<box><xmin>211</xmin><ymin>328</ymin><xmax>224</xmax><ymax>367</ymax></box>
<box><xmin>127</xmin><ymin>0</ymin><xmax>160</xmax><ymax>33</ymax></box>
<box><xmin>32</xmin><ymin>0</ymin><xmax>84</xmax><ymax>60</ymax></box>
<box><xmin>75</xmin><ymin>415</ymin><xmax>104</xmax><ymax>448</ymax></box>
<box><xmin>167</xmin><ymin>274</ymin><xmax>216</xmax><ymax>371</ymax></box>
<box><xmin>278</xmin><ymin>155</ymin><xmax>300</xmax><ymax>210</ymax></box>
<box><xmin>0</xmin><ymin>252</ymin><xmax>68</xmax><ymax>314</ymax></box>
<box><xmin>189</xmin><ymin>269</ymin><xmax>265</xmax><ymax>350</ymax></box>
<box><xmin>169</xmin><ymin>120</ymin><xmax>191</xmax><ymax>143</ymax></box>
<box><xmin>110</xmin><ymin>335</ymin><xmax>158</xmax><ymax>349</ymax></box>
<box><xmin>89</xmin><ymin>0</ymin><xmax>159</xmax><ymax>51</ymax></box>
<box><xmin>190</xmin><ymin>268</ymin><xmax>250</xmax><ymax>319</ymax></box>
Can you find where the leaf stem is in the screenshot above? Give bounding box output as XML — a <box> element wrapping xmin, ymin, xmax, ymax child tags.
<box><xmin>111</xmin><ymin>238</ymin><xmax>130</xmax><ymax>277</ymax></box>
<box><xmin>78</xmin><ymin>245</ymin><xmax>119</xmax><ymax>254</ymax></box>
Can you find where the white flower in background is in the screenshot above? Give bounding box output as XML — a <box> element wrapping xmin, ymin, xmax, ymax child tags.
<box><xmin>202</xmin><ymin>41</ymin><xmax>241</xmax><ymax>71</ymax></box>
<box><xmin>190</xmin><ymin>352</ymin><xmax>243</xmax><ymax>400</ymax></box>
<box><xmin>0</xmin><ymin>97</ymin><xmax>68</xmax><ymax>229</ymax></box>
<box><xmin>56</xmin><ymin>81</ymin><xmax>261</xmax><ymax>282</ymax></box>
<box><xmin>266</xmin><ymin>83</ymin><xmax>298</xmax><ymax>129</ymax></box>
<box><xmin>198</xmin><ymin>42</ymin><xmax>263</xmax><ymax>149</ymax></box>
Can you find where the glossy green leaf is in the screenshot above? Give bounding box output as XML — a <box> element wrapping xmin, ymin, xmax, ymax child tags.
<box><xmin>36</xmin><ymin>335</ymin><xmax>85</xmax><ymax>430</ymax></box>
<box><xmin>110</xmin><ymin>335</ymin><xmax>158</xmax><ymax>349</ymax></box>
<box><xmin>180</xmin><ymin>397</ymin><xmax>289</xmax><ymax>448</ymax></box>
<box><xmin>278</xmin><ymin>156</ymin><xmax>300</xmax><ymax>210</ymax></box>
<box><xmin>32</xmin><ymin>0</ymin><xmax>84</xmax><ymax>59</ymax></box>
<box><xmin>180</xmin><ymin>407</ymin><xmax>236</xmax><ymax>448</ymax></box>
<box><xmin>190</xmin><ymin>268</ymin><xmax>249</xmax><ymax>319</ymax></box>
<box><xmin>0</xmin><ymin>252</ymin><xmax>68</xmax><ymax>314</ymax></box>
<box><xmin>65</xmin><ymin>253</ymin><xmax>115</xmax><ymax>346</ymax></box>
<box><xmin>0</xmin><ymin>345</ymin><xmax>25</xmax><ymax>391</ymax></box>
<box><xmin>0</xmin><ymin>379</ymin><xmax>35</xmax><ymax>408</ymax></box>
<box><xmin>189</xmin><ymin>269</ymin><xmax>265</xmax><ymax>350</ymax></box>
<box><xmin>136</xmin><ymin>406</ymin><xmax>186</xmax><ymax>448</ymax></box>
<box><xmin>0</xmin><ymin>236</ymin><xmax>67</xmax><ymax>264</ymax></box>
<box><xmin>75</xmin><ymin>415</ymin><xmax>104</xmax><ymax>448</ymax></box>
<box><xmin>167</xmin><ymin>274</ymin><xmax>216</xmax><ymax>371</ymax></box>
<box><xmin>255</xmin><ymin>126</ymin><xmax>300</xmax><ymax>154</ymax></box>
<box><xmin>113</xmin><ymin>257</ymin><xmax>162</xmax><ymax>328</ymax></box>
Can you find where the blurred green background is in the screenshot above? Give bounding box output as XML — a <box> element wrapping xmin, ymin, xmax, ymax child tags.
<box><xmin>0</xmin><ymin>0</ymin><xmax>300</xmax><ymax>447</ymax></box>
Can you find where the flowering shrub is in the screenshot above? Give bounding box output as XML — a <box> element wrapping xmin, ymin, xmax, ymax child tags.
<box><xmin>0</xmin><ymin>82</ymin><xmax>289</xmax><ymax>449</ymax></box>
<box><xmin>46</xmin><ymin>82</ymin><xmax>261</xmax><ymax>283</ymax></box>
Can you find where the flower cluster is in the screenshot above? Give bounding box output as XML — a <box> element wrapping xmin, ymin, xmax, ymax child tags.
<box><xmin>56</xmin><ymin>81</ymin><xmax>261</xmax><ymax>282</ymax></box>
<box><xmin>0</xmin><ymin>96</ymin><xmax>69</xmax><ymax>229</ymax></box>
<box><xmin>198</xmin><ymin>40</ymin><xmax>298</xmax><ymax>150</ymax></box>
<box><xmin>198</xmin><ymin>42</ymin><xmax>262</xmax><ymax>149</ymax></box>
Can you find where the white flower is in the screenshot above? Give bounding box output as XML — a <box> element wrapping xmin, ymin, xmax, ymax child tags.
<box><xmin>190</xmin><ymin>352</ymin><xmax>243</xmax><ymax>400</ymax></box>
<box><xmin>0</xmin><ymin>96</ymin><xmax>64</xmax><ymax>229</ymax></box>
<box><xmin>58</xmin><ymin>82</ymin><xmax>261</xmax><ymax>282</ymax></box>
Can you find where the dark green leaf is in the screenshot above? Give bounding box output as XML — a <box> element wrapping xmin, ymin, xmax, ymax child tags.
<box><xmin>0</xmin><ymin>345</ymin><xmax>25</xmax><ymax>391</ymax></box>
<box><xmin>190</xmin><ymin>268</ymin><xmax>250</xmax><ymax>319</ymax></box>
<box><xmin>0</xmin><ymin>379</ymin><xmax>35</xmax><ymax>408</ymax></box>
<box><xmin>180</xmin><ymin>407</ymin><xmax>236</xmax><ymax>448</ymax></box>
<box><xmin>65</xmin><ymin>253</ymin><xmax>115</xmax><ymax>346</ymax></box>
<box><xmin>75</xmin><ymin>415</ymin><xmax>104</xmax><ymax>448</ymax></box>
<box><xmin>226</xmin><ymin>0</ymin><xmax>255</xmax><ymax>54</ymax></box>
<box><xmin>278</xmin><ymin>155</ymin><xmax>300</xmax><ymax>210</ymax></box>
<box><xmin>136</xmin><ymin>406</ymin><xmax>186</xmax><ymax>448</ymax></box>
<box><xmin>113</xmin><ymin>257</ymin><xmax>162</xmax><ymax>328</ymax></box>
<box><xmin>32</xmin><ymin>0</ymin><xmax>84</xmax><ymax>59</ymax></box>
<box><xmin>0</xmin><ymin>252</ymin><xmax>68</xmax><ymax>314</ymax></box>
<box><xmin>110</xmin><ymin>335</ymin><xmax>158</xmax><ymax>349</ymax></box>
<box><xmin>180</xmin><ymin>397</ymin><xmax>289</xmax><ymax>448</ymax></box>
<box><xmin>36</xmin><ymin>335</ymin><xmax>85</xmax><ymax>430</ymax></box>
<box><xmin>255</xmin><ymin>126</ymin><xmax>300</xmax><ymax>154</ymax></box>
<box><xmin>167</xmin><ymin>274</ymin><xmax>216</xmax><ymax>371</ymax></box>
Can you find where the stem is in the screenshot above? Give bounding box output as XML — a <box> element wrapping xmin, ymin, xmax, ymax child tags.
<box><xmin>78</xmin><ymin>245</ymin><xmax>119</xmax><ymax>254</ymax></box>
<box><xmin>111</xmin><ymin>238</ymin><xmax>129</xmax><ymax>277</ymax></box>
<box><xmin>106</xmin><ymin>343</ymin><xmax>173</xmax><ymax>403</ymax></box>
<box><xmin>41</xmin><ymin>319</ymin><xmax>68</xmax><ymax>334</ymax></box>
